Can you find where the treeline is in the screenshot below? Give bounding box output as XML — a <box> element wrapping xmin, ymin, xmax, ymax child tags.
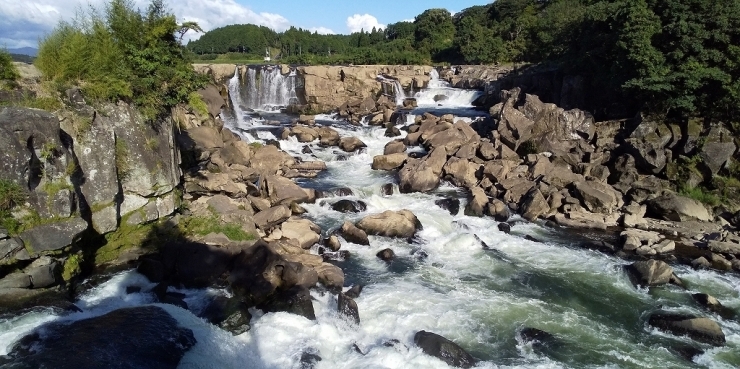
<box><xmin>188</xmin><ymin>1</ymin><xmax>740</xmax><ymax>122</ymax></box>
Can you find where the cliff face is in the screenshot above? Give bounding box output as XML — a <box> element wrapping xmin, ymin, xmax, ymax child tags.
<box><xmin>296</xmin><ymin>65</ymin><xmax>433</xmax><ymax>113</ymax></box>
<box><xmin>0</xmin><ymin>76</ymin><xmax>224</xmax><ymax>296</ymax></box>
<box><xmin>194</xmin><ymin>64</ymin><xmax>434</xmax><ymax>114</ymax></box>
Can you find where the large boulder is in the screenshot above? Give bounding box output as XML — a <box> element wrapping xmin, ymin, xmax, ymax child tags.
<box><xmin>250</xmin><ymin>145</ymin><xmax>295</xmax><ymax>174</ymax></box>
<box><xmin>339</xmin><ymin>137</ymin><xmax>367</xmax><ymax>152</ymax></box>
<box><xmin>262</xmin><ymin>175</ymin><xmax>310</xmax><ymax>205</ymax></box>
<box><xmin>317</xmin><ymin>126</ymin><xmax>341</xmax><ymax>146</ymax></box>
<box><xmin>442</xmin><ymin>157</ymin><xmax>481</xmax><ymax>189</ymax></box>
<box><xmin>413</xmin><ymin>331</ymin><xmax>476</xmax><ymax>368</ymax></box>
<box><xmin>280</xmin><ymin>218</ymin><xmax>321</xmax><ymax>249</ymax></box>
<box><xmin>648</xmin><ymin>313</ymin><xmax>726</xmax><ymax>346</ymax></box>
<box><xmin>2</xmin><ymin>306</ymin><xmax>196</xmax><ymax>369</ymax></box>
<box><xmin>253</xmin><ymin>205</ymin><xmax>292</xmax><ymax>230</ymax></box>
<box><xmin>398</xmin><ymin>147</ymin><xmax>447</xmax><ymax>193</ymax></box>
<box><xmin>572</xmin><ymin>180</ymin><xmax>621</xmax><ymax>214</ymax></box>
<box><xmin>520</xmin><ymin>188</ymin><xmax>549</xmax><ymax>221</ymax></box>
<box><xmin>646</xmin><ymin>193</ymin><xmax>711</xmax><ymax>222</ymax></box>
<box><xmin>19</xmin><ymin>218</ymin><xmax>89</xmax><ymax>257</ymax></box>
<box><xmin>356</xmin><ymin>210</ymin><xmax>421</xmax><ymax>239</ymax></box>
<box><xmin>197</xmin><ymin>84</ymin><xmax>226</xmax><ymax>118</ymax></box>
<box><xmin>337</xmin><ymin>293</ymin><xmax>360</xmax><ymax>325</ymax></box>
<box><xmin>371</xmin><ymin>153</ymin><xmax>408</xmax><ymax>171</ymax></box>
<box><xmin>384</xmin><ymin>140</ymin><xmax>406</xmax><ymax>155</ymax></box>
<box><xmin>340</xmin><ymin>221</ymin><xmax>370</xmax><ymax>246</ymax></box>
<box><xmin>698</xmin><ymin>126</ymin><xmax>736</xmax><ymax>176</ymax></box>
<box><xmin>625</xmin><ymin>260</ymin><xmax>678</xmax><ymax>287</ymax></box>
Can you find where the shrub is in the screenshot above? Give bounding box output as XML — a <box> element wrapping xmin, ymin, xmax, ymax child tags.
<box><xmin>0</xmin><ymin>49</ymin><xmax>20</xmax><ymax>82</ymax></box>
<box><xmin>35</xmin><ymin>0</ymin><xmax>207</xmax><ymax>121</ymax></box>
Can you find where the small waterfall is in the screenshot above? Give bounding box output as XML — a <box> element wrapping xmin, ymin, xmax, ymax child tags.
<box><xmin>227</xmin><ymin>66</ymin><xmax>248</xmax><ymax>121</ymax></box>
<box><xmin>413</xmin><ymin>68</ymin><xmax>482</xmax><ymax>107</ymax></box>
<box><xmin>376</xmin><ymin>75</ymin><xmax>407</xmax><ymax>106</ymax></box>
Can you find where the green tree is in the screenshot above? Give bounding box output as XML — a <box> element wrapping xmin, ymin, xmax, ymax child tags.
<box><xmin>414</xmin><ymin>9</ymin><xmax>456</xmax><ymax>56</ymax></box>
<box><xmin>36</xmin><ymin>0</ymin><xmax>205</xmax><ymax>120</ymax></box>
<box><xmin>0</xmin><ymin>49</ymin><xmax>20</xmax><ymax>83</ymax></box>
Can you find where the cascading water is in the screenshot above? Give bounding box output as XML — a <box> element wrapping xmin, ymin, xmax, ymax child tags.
<box><xmin>377</xmin><ymin>75</ymin><xmax>408</xmax><ymax>106</ymax></box>
<box><xmin>2</xmin><ymin>84</ymin><xmax>739</xmax><ymax>369</ymax></box>
<box><xmin>414</xmin><ymin>68</ymin><xmax>482</xmax><ymax>107</ymax></box>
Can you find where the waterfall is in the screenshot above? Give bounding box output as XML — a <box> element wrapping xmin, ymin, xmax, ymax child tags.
<box><xmin>254</xmin><ymin>67</ymin><xmax>297</xmax><ymax>111</ymax></box>
<box><xmin>227</xmin><ymin>66</ymin><xmax>247</xmax><ymax>122</ymax></box>
<box><xmin>413</xmin><ymin>68</ymin><xmax>482</xmax><ymax>107</ymax></box>
<box><xmin>376</xmin><ymin>74</ymin><xmax>407</xmax><ymax>106</ymax></box>
<box><xmin>229</xmin><ymin>66</ymin><xmax>298</xmax><ymax>113</ymax></box>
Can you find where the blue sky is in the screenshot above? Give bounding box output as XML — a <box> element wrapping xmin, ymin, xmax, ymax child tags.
<box><xmin>0</xmin><ymin>0</ymin><xmax>491</xmax><ymax>49</ymax></box>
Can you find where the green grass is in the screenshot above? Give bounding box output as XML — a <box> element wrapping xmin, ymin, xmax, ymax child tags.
<box><xmin>180</xmin><ymin>215</ymin><xmax>256</xmax><ymax>241</ymax></box>
<box><xmin>187</xmin><ymin>91</ymin><xmax>209</xmax><ymax>117</ymax></box>
<box><xmin>0</xmin><ymin>93</ymin><xmax>63</xmax><ymax>111</ymax></box>
<box><xmin>679</xmin><ymin>185</ymin><xmax>720</xmax><ymax>207</ymax></box>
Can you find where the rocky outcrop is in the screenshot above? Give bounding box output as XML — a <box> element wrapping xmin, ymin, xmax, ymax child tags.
<box><xmin>297</xmin><ymin>65</ymin><xmax>433</xmax><ymax>113</ymax></box>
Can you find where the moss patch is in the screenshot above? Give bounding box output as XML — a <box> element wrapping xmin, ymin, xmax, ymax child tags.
<box><xmin>62</xmin><ymin>253</ymin><xmax>83</xmax><ymax>281</ymax></box>
<box><xmin>96</xmin><ymin>220</ymin><xmax>157</xmax><ymax>265</ymax></box>
<box><xmin>180</xmin><ymin>215</ymin><xmax>256</xmax><ymax>241</ymax></box>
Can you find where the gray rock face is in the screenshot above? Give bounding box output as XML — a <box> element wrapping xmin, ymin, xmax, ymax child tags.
<box><xmin>646</xmin><ymin>193</ymin><xmax>711</xmax><ymax>222</ymax></box>
<box><xmin>356</xmin><ymin>210</ymin><xmax>421</xmax><ymax>239</ymax></box>
<box><xmin>2</xmin><ymin>306</ymin><xmax>196</xmax><ymax>369</ymax></box>
<box><xmin>19</xmin><ymin>218</ymin><xmax>88</xmax><ymax>256</ymax></box>
<box><xmin>648</xmin><ymin>313</ymin><xmax>726</xmax><ymax>346</ymax></box>
<box><xmin>414</xmin><ymin>330</ymin><xmax>477</xmax><ymax>368</ymax></box>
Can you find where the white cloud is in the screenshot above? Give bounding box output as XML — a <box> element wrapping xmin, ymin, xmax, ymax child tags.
<box><xmin>0</xmin><ymin>0</ymin><xmax>292</xmax><ymax>48</ymax></box>
<box><xmin>309</xmin><ymin>27</ymin><xmax>335</xmax><ymax>35</ymax></box>
<box><xmin>346</xmin><ymin>14</ymin><xmax>385</xmax><ymax>33</ymax></box>
<box><xmin>401</xmin><ymin>18</ymin><xmax>415</xmax><ymax>23</ymax></box>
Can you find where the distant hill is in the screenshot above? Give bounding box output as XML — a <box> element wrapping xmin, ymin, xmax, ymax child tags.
<box><xmin>7</xmin><ymin>47</ymin><xmax>38</xmax><ymax>57</ymax></box>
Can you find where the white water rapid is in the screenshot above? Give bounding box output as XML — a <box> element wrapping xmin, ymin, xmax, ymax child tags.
<box><xmin>2</xmin><ymin>83</ymin><xmax>739</xmax><ymax>369</ymax></box>
<box><xmin>413</xmin><ymin>69</ymin><xmax>482</xmax><ymax>107</ymax></box>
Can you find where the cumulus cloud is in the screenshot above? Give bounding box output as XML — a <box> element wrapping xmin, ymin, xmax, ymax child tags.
<box><xmin>0</xmin><ymin>0</ymin><xmax>291</xmax><ymax>48</ymax></box>
<box><xmin>309</xmin><ymin>27</ymin><xmax>335</xmax><ymax>35</ymax></box>
<box><xmin>346</xmin><ymin>14</ymin><xmax>385</xmax><ymax>33</ymax></box>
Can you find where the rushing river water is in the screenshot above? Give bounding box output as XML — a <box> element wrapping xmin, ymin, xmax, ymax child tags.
<box><xmin>2</xmin><ymin>83</ymin><xmax>740</xmax><ymax>369</ymax></box>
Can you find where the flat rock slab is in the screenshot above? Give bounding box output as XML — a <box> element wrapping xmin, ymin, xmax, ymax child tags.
<box><xmin>20</xmin><ymin>218</ymin><xmax>88</xmax><ymax>256</ymax></box>
<box><xmin>2</xmin><ymin>306</ymin><xmax>196</xmax><ymax>369</ymax></box>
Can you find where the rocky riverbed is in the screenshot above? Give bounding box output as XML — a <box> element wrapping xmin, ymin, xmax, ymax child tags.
<box><xmin>0</xmin><ymin>64</ymin><xmax>738</xmax><ymax>368</ymax></box>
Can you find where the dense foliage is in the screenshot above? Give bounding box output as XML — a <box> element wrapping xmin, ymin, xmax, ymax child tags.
<box><xmin>36</xmin><ymin>0</ymin><xmax>206</xmax><ymax>120</ymax></box>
